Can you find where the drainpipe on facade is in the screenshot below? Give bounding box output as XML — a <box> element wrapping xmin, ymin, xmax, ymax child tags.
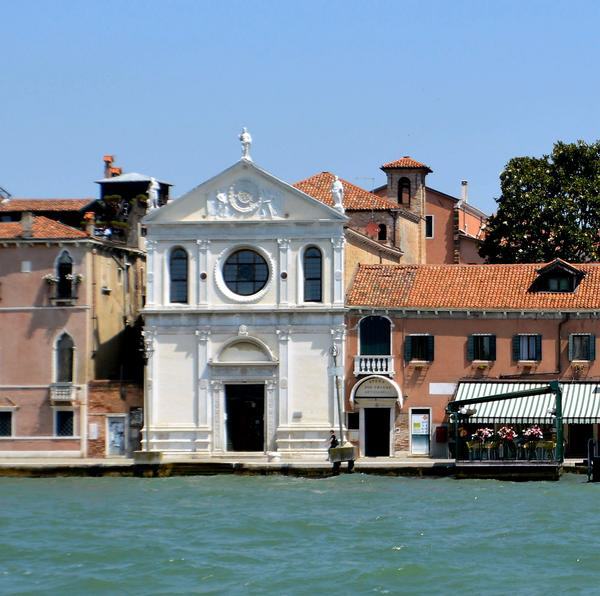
<box><xmin>558</xmin><ymin>313</ymin><xmax>569</xmax><ymax>377</ymax></box>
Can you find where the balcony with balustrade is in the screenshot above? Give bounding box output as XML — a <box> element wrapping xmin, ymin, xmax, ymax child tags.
<box><xmin>353</xmin><ymin>355</ymin><xmax>395</xmax><ymax>377</ymax></box>
<box><xmin>49</xmin><ymin>383</ymin><xmax>76</xmax><ymax>403</ymax></box>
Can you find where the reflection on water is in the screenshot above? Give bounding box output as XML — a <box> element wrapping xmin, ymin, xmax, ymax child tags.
<box><xmin>0</xmin><ymin>474</ymin><xmax>598</xmax><ymax>594</ymax></box>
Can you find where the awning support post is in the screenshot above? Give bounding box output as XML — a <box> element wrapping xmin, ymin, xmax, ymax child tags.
<box><xmin>551</xmin><ymin>381</ymin><xmax>564</xmax><ymax>462</ymax></box>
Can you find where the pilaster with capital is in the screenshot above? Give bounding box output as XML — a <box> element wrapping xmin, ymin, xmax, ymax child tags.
<box><xmin>330</xmin><ymin>236</ymin><xmax>345</xmax><ymax>305</ymax></box>
<box><xmin>330</xmin><ymin>324</ymin><xmax>346</xmax><ymax>427</ymax></box>
<box><xmin>265</xmin><ymin>379</ymin><xmax>278</xmax><ymax>451</ymax></box>
<box><xmin>276</xmin><ymin>327</ymin><xmax>291</xmax><ymax>425</ymax></box>
<box><xmin>143</xmin><ymin>326</ymin><xmax>157</xmax><ymax>429</ymax></box>
<box><xmin>210</xmin><ymin>380</ymin><xmax>224</xmax><ymax>452</ymax></box>
<box><xmin>196</xmin><ymin>239</ymin><xmax>210</xmax><ymax>305</ymax></box>
<box><xmin>277</xmin><ymin>238</ymin><xmax>290</xmax><ymax>305</ymax></box>
<box><xmin>196</xmin><ymin>328</ymin><xmax>211</xmax><ymax>426</ymax></box>
<box><xmin>145</xmin><ymin>240</ymin><xmax>157</xmax><ymax>306</ymax></box>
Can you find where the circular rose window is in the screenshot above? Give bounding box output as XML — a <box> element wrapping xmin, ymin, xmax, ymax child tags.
<box><xmin>223</xmin><ymin>249</ymin><xmax>269</xmax><ymax>296</ymax></box>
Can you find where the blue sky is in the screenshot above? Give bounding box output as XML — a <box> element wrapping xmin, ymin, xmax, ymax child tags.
<box><xmin>1</xmin><ymin>0</ymin><xmax>599</xmax><ymax>214</ymax></box>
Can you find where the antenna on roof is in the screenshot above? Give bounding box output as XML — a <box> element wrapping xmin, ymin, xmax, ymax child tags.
<box><xmin>0</xmin><ymin>185</ymin><xmax>11</xmax><ymax>203</ymax></box>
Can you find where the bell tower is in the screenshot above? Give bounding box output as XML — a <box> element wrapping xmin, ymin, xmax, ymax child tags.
<box><xmin>380</xmin><ymin>156</ymin><xmax>432</xmax><ymax>263</ymax></box>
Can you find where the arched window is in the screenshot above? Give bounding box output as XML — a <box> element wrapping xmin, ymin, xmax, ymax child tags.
<box><xmin>359</xmin><ymin>316</ymin><xmax>391</xmax><ymax>355</ymax></box>
<box><xmin>169</xmin><ymin>248</ymin><xmax>188</xmax><ymax>303</ymax></box>
<box><xmin>56</xmin><ymin>333</ymin><xmax>74</xmax><ymax>383</ymax></box>
<box><xmin>57</xmin><ymin>251</ymin><xmax>73</xmax><ymax>299</ymax></box>
<box><xmin>398</xmin><ymin>177</ymin><xmax>411</xmax><ymax>206</ymax></box>
<box><xmin>303</xmin><ymin>247</ymin><xmax>322</xmax><ymax>302</ymax></box>
<box><xmin>378</xmin><ymin>224</ymin><xmax>387</xmax><ymax>241</ymax></box>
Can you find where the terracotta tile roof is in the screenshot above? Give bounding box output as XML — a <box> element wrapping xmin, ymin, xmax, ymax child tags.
<box><xmin>0</xmin><ymin>198</ymin><xmax>94</xmax><ymax>212</ymax></box>
<box><xmin>381</xmin><ymin>156</ymin><xmax>432</xmax><ymax>172</ymax></box>
<box><xmin>0</xmin><ymin>216</ymin><xmax>88</xmax><ymax>240</ymax></box>
<box><xmin>347</xmin><ymin>262</ymin><xmax>600</xmax><ymax>311</ymax></box>
<box><xmin>293</xmin><ymin>172</ymin><xmax>399</xmax><ymax>211</ymax></box>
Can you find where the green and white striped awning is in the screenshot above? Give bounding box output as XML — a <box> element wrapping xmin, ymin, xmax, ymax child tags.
<box><xmin>453</xmin><ymin>382</ymin><xmax>600</xmax><ymax>424</ymax></box>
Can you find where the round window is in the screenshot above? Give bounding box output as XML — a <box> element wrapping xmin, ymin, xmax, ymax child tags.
<box><xmin>223</xmin><ymin>249</ymin><xmax>269</xmax><ymax>296</ymax></box>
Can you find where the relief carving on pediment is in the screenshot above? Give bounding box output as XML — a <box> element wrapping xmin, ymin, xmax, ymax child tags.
<box><xmin>208</xmin><ymin>178</ymin><xmax>281</xmax><ymax>219</ymax></box>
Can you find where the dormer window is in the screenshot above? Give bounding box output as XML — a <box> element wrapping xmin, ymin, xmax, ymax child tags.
<box><xmin>547</xmin><ymin>276</ymin><xmax>572</xmax><ymax>292</ymax></box>
<box><xmin>531</xmin><ymin>259</ymin><xmax>584</xmax><ymax>294</ymax></box>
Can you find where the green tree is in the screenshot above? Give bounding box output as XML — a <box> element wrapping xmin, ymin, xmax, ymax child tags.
<box><xmin>480</xmin><ymin>140</ymin><xmax>600</xmax><ymax>263</ymax></box>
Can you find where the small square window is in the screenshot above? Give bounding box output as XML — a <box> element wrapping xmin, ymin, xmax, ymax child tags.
<box><xmin>425</xmin><ymin>215</ymin><xmax>434</xmax><ymax>239</ymax></box>
<box><xmin>56</xmin><ymin>411</ymin><xmax>74</xmax><ymax>437</ymax></box>
<box><xmin>0</xmin><ymin>412</ymin><xmax>12</xmax><ymax>436</ymax></box>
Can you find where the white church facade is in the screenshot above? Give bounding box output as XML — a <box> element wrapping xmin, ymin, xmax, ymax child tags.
<box><xmin>141</xmin><ymin>145</ymin><xmax>347</xmax><ymax>459</ymax></box>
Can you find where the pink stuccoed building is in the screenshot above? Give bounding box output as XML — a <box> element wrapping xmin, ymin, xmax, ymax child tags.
<box><xmin>345</xmin><ymin>259</ymin><xmax>600</xmax><ymax>460</ymax></box>
<box><xmin>0</xmin><ymin>206</ymin><xmax>144</xmax><ymax>457</ymax></box>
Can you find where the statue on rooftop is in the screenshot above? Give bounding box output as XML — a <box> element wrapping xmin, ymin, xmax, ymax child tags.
<box><xmin>147</xmin><ymin>177</ymin><xmax>160</xmax><ymax>210</ymax></box>
<box><xmin>239</xmin><ymin>127</ymin><xmax>252</xmax><ymax>161</ymax></box>
<box><xmin>331</xmin><ymin>175</ymin><xmax>345</xmax><ymax>213</ymax></box>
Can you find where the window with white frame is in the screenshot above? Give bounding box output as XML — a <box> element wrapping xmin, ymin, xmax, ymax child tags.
<box><xmin>55</xmin><ymin>410</ymin><xmax>74</xmax><ymax>437</ymax></box>
<box><xmin>425</xmin><ymin>215</ymin><xmax>434</xmax><ymax>238</ymax></box>
<box><xmin>169</xmin><ymin>247</ymin><xmax>189</xmax><ymax>303</ymax></box>
<box><xmin>303</xmin><ymin>247</ymin><xmax>322</xmax><ymax>302</ymax></box>
<box><xmin>404</xmin><ymin>335</ymin><xmax>434</xmax><ymax>362</ymax></box>
<box><xmin>56</xmin><ymin>251</ymin><xmax>74</xmax><ymax>299</ymax></box>
<box><xmin>0</xmin><ymin>412</ymin><xmax>12</xmax><ymax>436</ymax></box>
<box><xmin>513</xmin><ymin>334</ymin><xmax>542</xmax><ymax>361</ymax></box>
<box><xmin>56</xmin><ymin>333</ymin><xmax>74</xmax><ymax>383</ymax></box>
<box><xmin>569</xmin><ymin>334</ymin><xmax>595</xmax><ymax>361</ymax></box>
<box><xmin>468</xmin><ymin>334</ymin><xmax>496</xmax><ymax>361</ymax></box>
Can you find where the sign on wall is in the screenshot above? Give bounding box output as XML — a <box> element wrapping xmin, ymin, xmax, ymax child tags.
<box><xmin>411</xmin><ymin>413</ymin><xmax>429</xmax><ymax>435</ymax></box>
<box><xmin>355</xmin><ymin>377</ymin><xmax>397</xmax><ymax>398</ymax></box>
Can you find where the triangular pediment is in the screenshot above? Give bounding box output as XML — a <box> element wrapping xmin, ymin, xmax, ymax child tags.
<box><xmin>143</xmin><ymin>160</ymin><xmax>348</xmax><ymax>225</ymax></box>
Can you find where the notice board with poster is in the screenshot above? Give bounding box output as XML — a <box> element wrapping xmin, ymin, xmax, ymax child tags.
<box><xmin>411</xmin><ymin>413</ymin><xmax>429</xmax><ymax>435</ymax></box>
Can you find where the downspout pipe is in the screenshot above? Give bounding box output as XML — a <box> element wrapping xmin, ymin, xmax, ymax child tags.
<box><xmin>557</xmin><ymin>313</ymin><xmax>569</xmax><ymax>377</ymax></box>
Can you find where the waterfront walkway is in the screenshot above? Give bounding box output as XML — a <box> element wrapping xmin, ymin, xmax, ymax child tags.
<box><xmin>0</xmin><ymin>456</ymin><xmax>587</xmax><ymax>478</ymax></box>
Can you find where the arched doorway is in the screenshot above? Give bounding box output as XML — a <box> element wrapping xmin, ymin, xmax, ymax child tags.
<box><xmin>212</xmin><ymin>336</ymin><xmax>278</xmax><ymax>453</ymax></box>
<box><xmin>351</xmin><ymin>376</ymin><xmax>402</xmax><ymax>457</ymax></box>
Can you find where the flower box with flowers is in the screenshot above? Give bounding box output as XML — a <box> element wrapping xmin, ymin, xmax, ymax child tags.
<box><xmin>497</xmin><ymin>426</ymin><xmax>518</xmax><ymax>459</ymax></box>
<box><xmin>523</xmin><ymin>425</ymin><xmax>544</xmax><ymax>458</ymax></box>
<box><xmin>471</xmin><ymin>427</ymin><xmax>494</xmax><ymax>443</ymax></box>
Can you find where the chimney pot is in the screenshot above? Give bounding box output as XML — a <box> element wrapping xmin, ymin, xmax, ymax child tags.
<box><xmin>460</xmin><ymin>180</ymin><xmax>468</xmax><ymax>204</ymax></box>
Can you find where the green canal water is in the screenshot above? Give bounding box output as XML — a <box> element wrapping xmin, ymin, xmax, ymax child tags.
<box><xmin>1</xmin><ymin>474</ymin><xmax>599</xmax><ymax>594</ymax></box>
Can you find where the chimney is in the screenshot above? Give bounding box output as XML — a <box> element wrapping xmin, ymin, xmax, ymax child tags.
<box><xmin>83</xmin><ymin>211</ymin><xmax>95</xmax><ymax>236</ymax></box>
<box><xmin>460</xmin><ymin>180</ymin><xmax>468</xmax><ymax>205</ymax></box>
<box><xmin>21</xmin><ymin>212</ymin><xmax>34</xmax><ymax>238</ymax></box>
<box><xmin>103</xmin><ymin>155</ymin><xmax>114</xmax><ymax>178</ymax></box>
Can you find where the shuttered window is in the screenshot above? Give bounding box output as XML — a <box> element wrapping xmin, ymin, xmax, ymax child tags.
<box><xmin>404</xmin><ymin>335</ymin><xmax>434</xmax><ymax>362</ymax></box>
<box><xmin>467</xmin><ymin>334</ymin><xmax>496</xmax><ymax>361</ymax></box>
<box><xmin>512</xmin><ymin>334</ymin><xmax>542</xmax><ymax>361</ymax></box>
